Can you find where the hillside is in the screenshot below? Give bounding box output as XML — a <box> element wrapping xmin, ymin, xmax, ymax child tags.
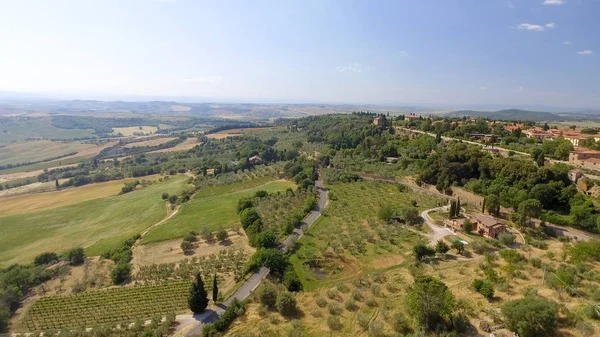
<box><xmin>447</xmin><ymin>108</ymin><xmax>564</xmax><ymax>121</ymax></box>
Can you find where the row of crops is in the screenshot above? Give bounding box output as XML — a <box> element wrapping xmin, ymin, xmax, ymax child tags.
<box><xmin>24</xmin><ymin>281</ymin><xmax>189</xmax><ymax>331</ymax></box>
<box><xmin>134</xmin><ymin>248</ymin><xmax>248</xmax><ymax>283</ymax></box>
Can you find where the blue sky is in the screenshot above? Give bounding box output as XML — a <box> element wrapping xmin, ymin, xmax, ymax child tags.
<box><xmin>0</xmin><ymin>0</ymin><xmax>598</xmax><ymax>107</ymax></box>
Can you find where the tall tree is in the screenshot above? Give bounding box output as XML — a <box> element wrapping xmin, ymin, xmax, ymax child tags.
<box><xmin>212</xmin><ymin>274</ymin><xmax>219</xmax><ymax>302</ymax></box>
<box><xmin>518</xmin><ymin>199</ymin><xmax>543</xmax><ymax>226</ymax></box>
<box><xmin>501</xmin><ymin>297</ymin><xmax>558</xmax><ymax>337</ymax></box>
<box><xmin>405</xmin><ymin>276</ymin><xmax>455</xmax><ymax>330</ymax></box>
<box><xmin>188</xmin><ymin>273</ymin><xmax>209</xmax><ymax>313</ymax></box>
<box><xmin>481</xmin><ymin>197</ymin><xmax>486</xmax><ymax>213</ymax></box>
<box><xmin>485</xmin><ymin>194</ymin><xmax>501</xmax><ymax>216</ymax></box>
<box><xmin>455</xmin><ymin>198</ymin><xmax>461</xmax><ymax>217</ymax></box>
<box><xmin>55</xmin><ymin>179</ymin><xmax>59</xmax><ymax>190</ymax></box>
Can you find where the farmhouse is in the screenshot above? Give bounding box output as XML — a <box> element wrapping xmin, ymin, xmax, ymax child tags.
<box><xmin>404</xmin><ymin>113</ymin><xmax>419</xmax><ymax>121</ymax></box>
<box><xmin>373</xmin><ymin>116</ymin><xmax>382</xmax><ymax>125</ymax></box>
<box><xmin>248</xmin><ymin>155</ymin><xmax>263</xmax><ymax>165</ymax></box>
<box><xmin>471</xmin><ymin>215</ymin><xmax>506</xmax><ymax>239</ymax></box>
<box><xmin>569</xmin><ymin>148</ymin><xmax>600</xmax><ymax>170</ymax></box>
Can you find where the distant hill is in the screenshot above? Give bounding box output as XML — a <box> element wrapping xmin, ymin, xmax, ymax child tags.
<box><xmin>446</xmin><ymin>109</ymin><xmax>565</xmax><ymax>122</ymax></box>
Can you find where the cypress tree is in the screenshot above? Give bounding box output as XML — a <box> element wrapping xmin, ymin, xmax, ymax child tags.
<box><xmin>456</xmin><ymin>198</ymin><xmax>461</xmax><ymax>217</ymax></box>
<box><xmin>212</xmin><ymin>274</ymin><xmax>219</xmax><ymax>302</ymax></box>
<box><xmin>449</xmin><ymin>201</ymin><xmax>456</xmax><ymax>219</ymax></box>
<box><xmin>188</xmin><ymin>273</ymin><xmax>209</xmax><ymax>313</ymax></box>
<box><xmin>482</xmin><ymin>197</ymin><xmax>486</xmax><ymax>213</ymax></box>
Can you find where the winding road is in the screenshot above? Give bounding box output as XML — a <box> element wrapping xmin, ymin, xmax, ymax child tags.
<box><xmin>179</xmin><ymin>180</ymin><xmax>328</xmax><ymax>336</ymax></box>
<box><xmin>420</xmin><ymin>205</ymin><xmax>454</xmax><ymax>245</ymax></box>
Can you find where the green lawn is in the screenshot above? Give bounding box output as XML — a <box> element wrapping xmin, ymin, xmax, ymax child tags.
<box><xmin>0</xmin><ymin>175</ymin><xmax>189</xmax><ymax>266</ymax></box>
<box><xmin>141</xmin><ymin>179</ymin><xmax>296</xmax><ymax>244</ymax></box>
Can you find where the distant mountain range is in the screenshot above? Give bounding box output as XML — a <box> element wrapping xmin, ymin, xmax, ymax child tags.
<box><xmin>446</xmin><ymin>109</ymin><xmax>567</xmax><ymax>122</ymax></box>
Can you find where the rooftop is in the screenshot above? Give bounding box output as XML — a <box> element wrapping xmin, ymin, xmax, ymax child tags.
<box><xmin>472</xmin><ymin>214</ymin><xmax>503</xmax><ymax>228</ymax></box>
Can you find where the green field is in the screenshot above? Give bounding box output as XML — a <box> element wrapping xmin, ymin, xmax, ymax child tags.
<box><xmin>290</xmin><ymin>180</ymin><xmax>440</xmax><ymax>289</ymax></box>
<box><xmin>0</xmin><ymin>118</ymin><xmax>96</xmax><ymax>143</ymax></box>
<box><xmin>0</xmin><ymin>155</ymin><xmax>92</xmax><ymax>174</ymax></box>
<box><xmin>141</xmin><ymin>179</ymin><xmax>296</xmax><ymax>244</ymax></box>
<box><xmin>0</xmin><ymin>175</ymin><xmax>189</xmax><ymax>266</ymax></box>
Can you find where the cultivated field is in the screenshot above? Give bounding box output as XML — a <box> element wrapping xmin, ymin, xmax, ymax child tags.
<box><xmin>205</xmin><ymin>127</ymin><xmax>281</xmax><ymax>139</ymax></box>
<box><xmin>0</xmin><ymin>175</ymin><xmax>189</xmax><ymax>266</ymax></box>
<box><xmin>122</xmin><ymin>137</ymin><xmax>176</xmax><ymax>148</ymax></box>
<box><xmin>290</xmin><ymin>180</ymin><xmax>439</xmax><ymax>289</ymax></box>
<box><xmin>149</xmin><ymin>137</ymin><xmax>200</xmax><ymax>153</ymax></box>
<box><xmin>112</xmin><ymin>126</ymin><xmax>157</xmax><ymax>136</ymax></box>
<box><xmin>0</xmin><ymin>140</ymin><xmax>97</xmax><ymax>167</ymax></box>
<box><xmin>0</xmin><ymin>118</ymin><xmax>96</xmax><ymax>143</ymax></box>
<box><xmin>141</xmin><ymin>178</ymin><xmax>296</xmax><ymax>244</ymax></box>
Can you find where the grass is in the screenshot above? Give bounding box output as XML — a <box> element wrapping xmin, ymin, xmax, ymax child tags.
<box><xmin>290</xmin><ymin>180</ymin><xmax>439</xmax><ymax>290</ymax></box>
<box><xmin>0</xmin><ymin>155</ymin><xmax>92</xmax><ymax>174</ymax></box>
<box><xmin>0</xmin><ymin>175</ymin><xmax>189</xmax><ymax>266</ymax></box>
<box><xmin>141</xmin><ymin>179</ymin><xmax>296</xmax><ymax>244</ymax></box>
<box><xmin>0</xmin><ymin>176</ymin><xmax>160</xmax><ymax>216</ymax></box>
<box><xmin>112</xmin><ymin>126</ymin><xmax>157</xmax><ymax>136</ymax></box>
<box><xmin>0</xmin><ymin>140</ymin><xmax>97</xmax><ymax>166</ymax></box>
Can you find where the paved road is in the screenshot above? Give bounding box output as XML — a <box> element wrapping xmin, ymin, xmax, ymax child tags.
<box><xmin>420</xmin><ymin>206</ymin><xmax>454</xmax><ymax>245</ymax></box>
<box><xmin>181</xmin><ymin>180</ymin><xmax>328</xmax><ymax>336</ymax></box>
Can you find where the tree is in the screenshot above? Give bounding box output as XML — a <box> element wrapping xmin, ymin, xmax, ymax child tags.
<box><xmin>200</xmin><ymin>227</ymin><xmax>214</xmax><ymax>242</ymax></box>
<box><xmin>188</xmin><ymin>273</ymin><xmax>209</xmax><ymax>313</ymax></box>
<box><xmin>212</xmin><ymin>274</ymin><xmax>219</xmax><ymax>302</ymax></box>
<box><xmin>456</xmin><ymin>198</ymin><xmax>461</xmax><ymax>217</ymax></box>
<box><xmin>55</xmin><ymin>179</ymin><xmax>59</xmax><ymax>190</ymax></box>
<box><xmin>276</xmin><ymin>290</ymin><xmax>297</xmax><ymax>316</ymax></box>
<box><xmin>501</xmin><ymin>297</ymin><xmax>559</xmax><ymax>337</ymax></box>
<box><xmin>0</xmin><ymin>307</ymin><xmax>9</xmax><ymax>332</ymax></box>
<box><xmin>34</xmin><ymin>252</ymin><xmax>59</xmax><ymax>266</ymax></box>
<box><xmin>498</xmin><ymin>232</ymin><xmax>516</xmax><ymax>246</ymax></box>
<box><xmin>257</xmin><ymin>282</ymin><xmax>278</xmax><ymax>309</ymax></box>
<box><xmin>462</xmin><ymin>219</ymin><xmax>473</xmax><ymax>233</ymax></box>
<box><xmin>518</xmin><ymin>199</ymin><xmax>542</xmax><ymax>226</ymax></box>
<box><xmin>216</xmin><ymin>228</ymin><xmax>229</xmax><ymax>241</ymax></box>
<box><xmin>378</xmin><ymin>204</ymin><xmax>394</xmax><ymax>222</ymax></box>
<box><xmin>181</xmin><ymin>240</ymin><xmax>194</xmax><ymax>254</ymax></box>
<box><xmin>449</xmin><ymin>201</ymin><xmax>456</xmax><ymax>219</ymax></box>
<box><xmin>240</xmin><ymin>208</ymin><xmax>261</xmax><ymax>229</ymax></box>
<box><xmin>472</xmin><ymin>279</ymin><xmax>494</xmax><ymax>300</ymax></box>
<box><xmin>168</xmin><ymin>194</ymin><xmax>178</xmax><ymax>205</ymax></box>
<box><xmin>485</xmin><ymin>194</ymin><xmax>501</xmax><ymax>216</ymax></box>
<box><xmin>161</xmin><ymin>192</ymin><xmax>169</xmax><ymax>200</ymax></box>
<box><xmin>65</xmin><ymin>247</ymin><xmax>85</xmax><ymax>265</ymax></box>
<box><xmin>256</xmin><ymin>230</ymin><xmax>278</xmax><ymax>248</ymax></box>
<box><xmin>413</xmin><ymin>244</ymin><xmax>435</xmax><ymax>261</ymax></box>
<box><xmin>183</xmin><ymin>233</ymin><xmax>197</xmax><ymax>242</ymax></box>
<box><xmin>451</xmin><ymin>240</ymin><xmax>465</xmax><ymax>255</ymax></box>
<box><xmin>111</xmin><ymin>263</ymin><xmax>131</xmax><ymax>284</ymax></box>
<box><xmin>400</xmin><ymin>206</ymin><xmax>420</xmax><ymax>225</ymax></box>
<box><xmin>405</xmin><ymin>276</ymin><xmax>455</xmax><ymax>330</ymax></box>
<box><xmin>481</xmin><ymin>197</ymin><xmax>486</xmax><ymax>213</ymax></box>
<box><xmin>435</xmin><ymin>241</ymin><xmax>450</xmax><ymax>255</ymax></box>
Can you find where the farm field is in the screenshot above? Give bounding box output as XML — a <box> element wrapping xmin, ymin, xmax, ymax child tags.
<box><xmin>21</xmin><ymin>281</ymin><xmax>189</xmax><ymax>331</ymax></box>
<box><xmin>122</xmin><ymin>137</ymin><xmax>176</xmax><ymax>148</ymax></box>
<box><xmin>112</xmin><ymin>126</ymin><xmax>157</xmax><ymax>136</ymax></box>
<box><xmin>0</xmin><ymin>175</ymin><xmax>189</xmax><ymax>266</ymax></box>
<box><xmin>149</xmin><ymin>137</ymin><xmax>199</xmax><ymax>153</ymax></box>
<box><xmin>0</xmin><ymin>140</ymin><xmax>97</xmax><ymax>167</ymax></box>
<box><xmin>290</xmin><ymin>180</ymin><xmax>440</xmax><ymax>290</ymax></box>
<box><xmin>205</xmin><ymin>127</ymin><xmax>281</xmax><ymax>139</ymax></box>
<box><xmin>141</xmin><ymin>179</ymin><xmax>296</xmax><ymax>244</ymax></box>
<box><xmin>0</xmin><ymin>176</ymin><xmax>160</xmax><ymax>216</ymax></box>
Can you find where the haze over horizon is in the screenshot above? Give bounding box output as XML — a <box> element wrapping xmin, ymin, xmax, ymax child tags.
<box><xmin>0</xmin><ymin>0</ymin><xmax>599</xmax><ymax>108</ymax></box>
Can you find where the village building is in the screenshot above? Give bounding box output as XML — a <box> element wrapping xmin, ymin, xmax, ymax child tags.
<box><xmin>373</xmin><ymin>116</ymin><xmax>382</xmax><ymax>125</ymax></box>
<box><xmin>563</xmin><ymin>132</ymin><xmax>588</xmax><ymax>147</ymax></box>
<box><xmin>523</xmin><ymin>127</ymin><xmax>554</xmax><ymax>141</ymax></box>
<box><xmin>471</xmin><ymin>215</ymin><xmax>506</xmax><ymax>239</ymax></box>
<box><xmin>404</xmin><ymin>113</ymin><xmax>419</xmax><ymax>121</ymax></box>
<box><xmin>443</xmin><ymin>218</ymin><xmax>466</xmax><ymax>232</ymax></box>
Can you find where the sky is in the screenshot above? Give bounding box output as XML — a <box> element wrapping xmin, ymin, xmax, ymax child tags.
<box><xmin>0</xmin><ymin>0</ymin><xmax>599</xmax><ymax>108</ymax></box>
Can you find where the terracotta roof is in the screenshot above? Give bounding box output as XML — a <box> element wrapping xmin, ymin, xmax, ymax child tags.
<box><xmin>571</xmin><ymin>148</ymin><xmax>600</xmax><ymax>155</ymax></box>
<box><xmin>472</xmin><ymin>215</ymin><xmax>503</xmax><ymax>228</ymax></box>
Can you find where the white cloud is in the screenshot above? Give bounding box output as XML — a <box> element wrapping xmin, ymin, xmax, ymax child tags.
<box><xmin>183</xmin><ymin>76</ymin><xmax>223</xmax><ymax>84</ymax></box>
<box><xmin>563</xmin><ymin>41</ymin><xmax>571</xmax><ymax>45</ymax></box>
<box><xmin>336</xmin><ymin>63</ymin><xmax>366</xmax><ymax>73</ymax></box>
<box><xmin>543</xmin><ymin>0</ymin><xmax>564</xmax><ymax>5</ymax></box>
<box><xmin>480</xmin><ymin>86</ymin><xmax>486</xmax><ymax>90</ymax></box>
<box><xmin>516</xmin><ymin>23</ymin><xmax>545</xmax><ymax>31</ymax></box>
<box><xmin>508</xmin><ymin>2</ymin><xmax>515</xmax><ymax>8</ymax></box>
<box><xmin>577</xmin><ymin>50</ymin><xmax>593</xmax><ymax>55</ymax></box>
<box><xmin>545</xmin><ymin>22</ymin><xmax>555</xmax><ymax>28</ymax></box>
<box><xmin>398</xmin><ymin>51</ymin><xmax>409</xmax><ymax>57</ymax></box>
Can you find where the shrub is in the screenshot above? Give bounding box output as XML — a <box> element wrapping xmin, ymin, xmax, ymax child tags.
<box><xmin>368</xmin><ymin>321</ymin><xmax>385</xmax><ymax>337</ymax></box>
<box><xmin>65</xmin><ymin>247</ymin><xmax>85</xmax><ymax>265</ymax></box>
<box><xmin>180</xmin><ymin>240</ymin><xmax>194</xmax><ymax>254</ymax></box>
<box><xmin>336</xmin><ymin>283</ymin><xmax>350</xmax><ymax>293</ymax></box>
<box><xmin>501</xmin><ymin>297</ymin><xmax>559</xmax><ymax>337</ymax></box>
<box><xmin>499</xmin><ymin>249</ymin><xmax>524</xmax><ymax>264</ymax></box>
<box><xmin>161</xmin><ymin>192</ymin><xmax>169</xmax><ymax>200</ymax></box>
<box><xmin>200</xmin><ymin>227</ymin><xmax>214</xmax><ymax>242</ymax></box>
<box><xmin>413</xmin><ymin>244</ymin><xmax>435</xmax><ymax>261</ymax></box>
<box><xmin>316</xmin><ymin>297</ymin><xmax>327</xmax><ymax>308</ymax></box>
<box><xmin>327</xmin><ymin>302</ymin><xmax>342</xmax><ymax>315</ymax></box>
<box><xmin>530</xmin><ymin>257</ymin><xmax>542</xmax><ymax>268</ymax></box>
<box><xmin>392</xmin><ymin>312</ymin><xmax>410</xmax><ymax>334</ymax></box>
<box><xmin>326</xmin><ymin>289</ymin><xmax>337</xmax><ymax>300</ymax></box>
<box><xmin>111</xmin><ymin>263</ymin><xmax>131</xmax><ymax>284</ymax></box>
<box><xmin>202</xmin><ymin>299</ymin><xmax>246</xmax><ymax>336</ymax></box>
<box><xmin>183</xmin><ymin>233</ymin><xmax>197</xmax><ymax>242</ymax></box>
<box><xmin>357</xmin><ymin>312</ymin><xmax>371</xmax><ymax>329</ymax></box>
<box><xmin>498</xmin><ymin>232</ymin><xmax>516</xmax><ymax>246</ymax></box>
<box><xmin>216</xmin><ymin>228</ymin><xmax>229</xmax><ymax>241</ymax></box>
<box><xmin>345</xmin><ymin>299</ymin><xmax>359</xmax><ymax>311</ymax></box>
<box><xmin>327</xmin><ymin>316</ymin><xmax>343</xmax><ymax>331</ymax></box>
<box><xmin>34</xmin><ymin>252</ymin><xmax>59</xmax><ymax>266</ymax></box>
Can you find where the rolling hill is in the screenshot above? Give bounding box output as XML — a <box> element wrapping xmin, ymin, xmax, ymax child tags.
<box><xmin>446</xmin><ymin>109</ymin><xmax>565</xmax><ymax>121</ymax></box>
